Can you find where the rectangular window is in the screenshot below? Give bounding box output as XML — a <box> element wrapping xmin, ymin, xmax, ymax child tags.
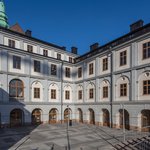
<box><xmin>143</xmin><ymin>80</ymin><xmax>150</xmax><ymax>95</ymax></box>
<box><xmin>51</xmin><ymin>64</ymin><xmax>57</xmax><ymax>76</ymax></box>
<box><xmin>34</xmin><ymin>60</ymin><xmax>41</xmax><ymax>73</ymax></box>
<box><xmin>120</xmin><ymin>51</ymin><xmax>127</xmax><ymax>66</ymax></box>
<box><xmin>8</xmin><ymin>39</ymin><xmax>15</xmax><ymax>48</ymax></box>
<box><xmin>89</xmin><ymin>63</ymin><xmax>94</xmax><ymax>75</ymax></box>
<box><xmin>103</xmin><ymin>86</ymin><xmax>108</xmax><ymax>98</ymax></box>
<box><xmin>143</xmin><ymin>42</ymin><xmax>150</xmax><ymax>59</ymax></box>
<box><xmin>13</xmin><ymin>56</ymin><xmax>21</xmax><ymax>69</ymax></box>
<box><xmin>57</xmin><ymin>53</ymin><xmax>61</xmax><ymax>60</ymax></box>
<box><xmin>34</xmin><ymin>88</ymin><xmax>40</xmax><ymax>98</ymax></box>
<box><xmin>51</xmin><ymin>89</ymin><xmax>56</xmax><ymax>99</ymax></box>
<box><xmin>78</xmin><ymin>67</ymin><xmax>82</xmax><ymax>78</ymax></box>
<box><xmin>43</xmin><ymin>49</ymin><xmax>48</xmax><ymax>56</ymax></box>
<box><xmin>120</xmin><ymin>83</ymin><xmax>127</xmax><ymax>96</ymax></box>
<box><xmin>27</xmin><ymin>45</ymin><xmax>33</xmax><ymax>52</ymax></box>
<box><xmin>89</xmin><ymin>88</ymin><xmax>94</xmax><ymax>99</ymax></box>
<box><xmin>78</xmin><ymin>90</ymin><xmax>82</xmax><ymax>100</ymax></box>
<box><xmin>69</xmin><ymin>57</ymin><xmax>73</xmax><ymax>63</ymax></box>
<box><xmin>65</xmin><ymin>67</ymin><xmax>70</xmax><ymax>78</ymax></box>
<box><xmin>103</xmin><ymin>58</ymin><xmax>108</xmax><ymax>71</ymax></box>
<box><xmin>65</xmin><ymin>90</ymin><xmax>70</xmax><ymax>100</ymax></box>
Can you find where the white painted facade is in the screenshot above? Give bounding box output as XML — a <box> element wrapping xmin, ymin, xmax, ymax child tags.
<box><xmin>0</xmin><ymin>21</ymin><xmax>150</xmax><ymax>131</ymax></box>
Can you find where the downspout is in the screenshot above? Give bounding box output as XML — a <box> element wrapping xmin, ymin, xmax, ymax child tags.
<box><xmin>60</xmin><ymin>61</ymin><xmax>63</xmax><ymax>124</ymax></box>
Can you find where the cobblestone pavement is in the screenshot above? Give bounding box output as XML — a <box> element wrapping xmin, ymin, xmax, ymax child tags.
<box><xmin>0</xmin><ymin>123</ymin><xmax>146</xmax><ymax>150</ymax></box>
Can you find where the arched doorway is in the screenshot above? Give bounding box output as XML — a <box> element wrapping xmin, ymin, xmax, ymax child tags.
<box><xmin>64</xmin><ymin>108</ymin><xmax>72</xmax><ymax>123</ymax></box>
<box><xmin>10</xmin><ymin>109</ymin><xmax>24</xmax><ymax>127</ymax></box>
<box><xmin>141</xmin><ymin>110</ymin><xmax>150</xmax><ymax>132</ymax></box>
<box><xmin>102</xmin><ymin>109</ymin><xmax>110</xmax><ymax>127</ymax></box>
<box><xmin>32</xmin><ymin>109</ymin><xmax>42</xmax><ymax>125</ymax></box>
<box><xmin>78</xmin><ymin>108</ymin><xmax>83</xmax><ymax>123</ymax></box>
<box><xmin>49</xmin><ymin>108</ymin><xmax>58</xmax><ymax>124</ymax></box>
<box><xmin>89</xmin><ymin>108</ymin><xmax>95</xmax><ymax>124</ymax></box>
<box><xmin>119</xmin><ymin>109</ymin><xmax>130</xmax><ymax>130</ymax></box>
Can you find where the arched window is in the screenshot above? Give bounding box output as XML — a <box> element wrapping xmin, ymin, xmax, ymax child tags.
<box><xmin>9</xmin><ymin>79</ymin><xmax>24</xmax><ymax>98</ymax></box>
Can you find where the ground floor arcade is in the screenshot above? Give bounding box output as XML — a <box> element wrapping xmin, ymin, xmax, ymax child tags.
<box><xmin>0</xmin><ymin>103</ymin><xmax>150</xmax><ymax>132</ymax></box>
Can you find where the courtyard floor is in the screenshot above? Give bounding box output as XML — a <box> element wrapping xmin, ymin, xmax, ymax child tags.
<box><xmin>0</xmin><ymin>123</ymin><xmax>147</xmax><ymax>150</ymax></box>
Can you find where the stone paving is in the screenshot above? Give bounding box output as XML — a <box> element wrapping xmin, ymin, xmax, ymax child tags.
<box><xmin>0</xmin><ymin>123</ymin><xmax>147</xmax><ymax>150</ymax></box>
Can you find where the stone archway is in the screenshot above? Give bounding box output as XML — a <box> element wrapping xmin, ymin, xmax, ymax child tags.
<box><xmin>89</xmin><ymin>108</ymin><xmax>95</xmax><ymax>125</ymax></box>
<box><xmin>119</xmin><ymin>109</ymin><xmax>130</xmax><ymax>130</ymax></box>
<box><xmin>64</xmin><ymin>108</ymin><xmax>72</xmax><ymax>123</ymax></box>
<box><xmin>78</xmin><ymin>108</ymin><xmax>83</xmax><ymax>123</ymax></box>
<box><xmin>10</xmin><ymin>109</ymin><xmax>24</xmax><ymax>127</ymax></box>
<box><xmin>102</xmin><ymin>109</ymin><xmax>110</xmax><ymax>127</ymax></box>
<box><xmin>32</xmin><ymin>109</ymin><xmax>42</xmax><ymax>125</ymax></box>
<box><xmin>141</xmin><ymin>110</ymin><xmax>150</xmax><ymax>132</ymax></box>
<box><xmin>49</xmin><ymin>108</ymin><xmax>58</xmax><ymax>124</ymax></box>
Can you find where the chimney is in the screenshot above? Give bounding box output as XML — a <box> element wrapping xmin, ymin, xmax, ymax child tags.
<box><xmin>62</xmin><ymin>46</ymin><xmax>66</xmax><ymax>51</ymax></box>
<box><xmin>25</xmin><ymin>30</ymin><xmax>32</xmax><ymax>37</ymax></box>
<box><xmin>130</xmin><ymin>20</ymin><xmax>144</xmax><ymax>32</ymax></box>
<box><xmin>71</xmin><ymin>47</ymin><xmax>78</xmax><ymax>54</ymax></box>
<box><xmin>90</xmin><ymin>43</ymin><xmax>99</xmax><ymax>51</ymax></box>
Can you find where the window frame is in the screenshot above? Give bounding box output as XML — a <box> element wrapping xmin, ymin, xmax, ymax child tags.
<box><xmin>34</xmin><ymin>60</ymin><xmax>41</xmax><ymax>73</ymax></box>
<box><xmin>89</xmin><ymin>88</ymin><xmax>94</xmax><ymax>99</ymax></box>
<box><xmin>89</xmin><ymin>63</ymin><xmax>94</xmax><ymax>75</ymax></box>
<box><xmin>102</xmin><ymin>58</ymin><xmax>108</xmax><ymax>71</ymax></box>
<box><xmin>143</xmin><ymin>80</ymin><xmax>150</xmax><ymax>95</ymax></box>
<box><xmin>103</xmin><ymin>86</ymin><xmax>108</xmax><ymax>98</ymax></box>
<box><xmin>51</xmin><ymin>64</ymin><xmax>57</xmax><ymax>76</ymax></box>
<box><xmin>78</xmin><ymin>67</ymin><xmax>82</xmax><ymax>78</ymax></box>
<box><xmin>57</xmin><ymin>53</ymin><xmax>61</xmax><ymax>60</ymax></box>
<box><xmin>27</xmin><ymin>45</ymin><xmax>33</xmax><ymax>53</ymax></box>
<box><xmin>51</xmin><ymin>89</ymin><xmax>56</xmax><ymax>99</ymax></box>
<box><xmin>143</xmin><ymin>42</ymin><xmax>150</xmax><ymax>59</ymax></box>
<box><xmin>9</xmin><ymin>79</ymin><xmax>24</xmax><ymax>98</ymax></box>
<box><xmin>65</xmin><ymin>90</ymin><xmax>70</xmax><ymax>100</ymax></box>
<box><xmin>69</xmin><ymin>57</ymin><xmax>73</xmax><ymax>63</ymax></box>
<box><xmin>8</xmin><ymin>39</ymin><xmax>15</xmax><ymax>48</ymax></box>
<box><xmin>13</xmin><ymin>55</ymin><xmax>21</xmax><ymax>69</ymax></box>
<box><xmin>120</xmin><ymin>50</ymin><xmax>127</xmax><ymax>66</ymax></box>
<box><xmin>78</xmin><ymin>90</ymin><xmax>82</xmax><ymax>100</ymax></box>
<box><xmin>43</xmin><ymin>49</ymin><xmax>48</xmax><ymax>56</ymax></box>
<box><xmin>34</xmin><ymin>88</ymin><xmax>40</xmax><ymax>98</ymax></box>
<box><xmin>65</xmin><ymin>67</ymin><xmax>70</xmax><ymax>78</ymax></box>
<box><xmin>120</xmin><ymin>83</ymin><xmax>127</xmax><ymax>97</ymax></box>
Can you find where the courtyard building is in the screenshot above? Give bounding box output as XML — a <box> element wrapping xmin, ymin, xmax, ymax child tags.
<box><xmin>0</xmin><ymin>1</ymin><xmax>150</xmax><ymax>132</ymax></box>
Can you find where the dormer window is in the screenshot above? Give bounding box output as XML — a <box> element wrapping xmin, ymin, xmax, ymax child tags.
<box><xmin>8</xmin><ymin>39</ymin><xmax>15</xmax><ymax>48</ymax></box>
<box><xmin>57</xmin><ymin>53</ymin><xmax>61</xmax><ymax>60</ymax></box>
<box><xmin>27</xmin><ymin>45</ymin><xmax>33</xmax><ymax>53</ymax></box>
<box><xmin>69</xmin><ymin>57</ymin><xmax>73</xmax><ymax>63</ymax></box>
<box><xmin>43</xmin><ymin>49</ymin><xmax>48</xmax><ymax>56</ymax></box>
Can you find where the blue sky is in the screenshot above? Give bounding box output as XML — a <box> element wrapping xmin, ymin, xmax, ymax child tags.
<box><xmin>5</xmin><ymin>0</ymin><xmax>150</xmax><ymax>55</ymax></box>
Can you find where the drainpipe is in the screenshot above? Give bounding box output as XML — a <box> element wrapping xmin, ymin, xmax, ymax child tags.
<box><xmin>109</xmin><ymin>50</ymin><xmax>113</xmax><ymax>128</ymax></box>
<box><xmin>60</xmin><ymin>61</ymin><xmax>63</xmax><ymax>124</ymax></box>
